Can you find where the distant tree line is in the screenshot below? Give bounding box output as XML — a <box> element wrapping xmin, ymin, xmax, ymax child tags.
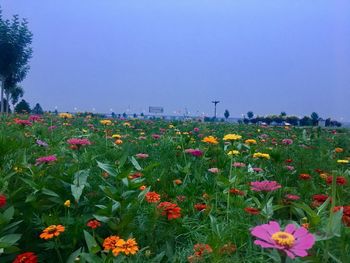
<box><xmin>239</xmin><ymin>111</ymin><xmax>342</xmax><ymax>127</ymax></box>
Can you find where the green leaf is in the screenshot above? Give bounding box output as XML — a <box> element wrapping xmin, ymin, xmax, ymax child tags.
<box><xmin>83</xmin><ymin>230</ymin><xmax>101</xmax><ymax>254</ymax></box>
<box><xmin>93</xmin><ymin>214</ymin><xmax>110</xmax><ymax>223</ymax></box>
<box><xmin>2</xmin><ymin>206</ymin><xmax>15</xmax><ymax>222</ymax></box>
<box><xmin>0</xmin><ymin>234</ymin><xmax>21</xmax><ymax>248</ymax></box>
<box><xmin>97</xmin><ymin>161</ymin><xmax>119</xmax><ymax>177</ymax></box>
<box><xmin>292</xmin><ymin>202</ymin><xmax>320</xmax><ymax>225</ymax></box>
<box><xmin>42</xmin><ymin>188</ymin><xmax>60</xmax><ymax>198</ymax></box>
<box><xmin>66</xmin><ymin>247</ymin><xmax>83</xmax><ymax>263</ymax></box>
<box><xmin>130</xmin><ymin>156</ymin><xmax>142</xmax><ymax>171</ymax></box>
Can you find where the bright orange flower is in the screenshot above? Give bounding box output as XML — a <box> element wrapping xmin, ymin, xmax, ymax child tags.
<box><xmin>39</xmin><ymin>225</ymin><xmax>65</xmax><ymax>239</ymax></box>
<box><xmin>112</xmin><ymin>238</ymin><xmax>139</xmax><ymax>256</ymax></box>
<box><xmin>157</xmin><ymin>202</ymin><xmax>181</xmax><ymax>220</ymax></box>
<box><xmin>202</xmin><ymin>136</ymin><xmax>219</xmax><ymax>144</ymax></box>
<box><xmin>145</xmin><ymin>191</ymin><xmax>161</xmax><ymax>203</ymax></box>
<box><xmin>103</xmin><ymin>235</ymin><xmax>120</xmax><ymax>250</ymax></box>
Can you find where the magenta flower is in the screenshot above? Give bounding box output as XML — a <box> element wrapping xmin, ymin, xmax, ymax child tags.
<box><xmin>251</xmin><ymin>221</ymin><xmax>315</xmax><ymax>259</ymax></box>
<box><xmin>152</xmin><ymin>134</ymin><xmax>161</xmax><ymax>139</ymax></box>
<box><xmin>233</xmin><ymin>162</ymin><xmax>246</xmax><ymax>168</ymax></box>
<box><xmin>136</xmin><ymin>153</ymin><xmax>149</xmax><ymax>159</ymax></box>
<box><xmin>285</xmin><ymin>194</ymin><xmax>300</xmax><ymax>201</ymax></box>
<box><xmin>250</xmin><ymin>180</ymin><xmax>281</xmax><ymax>192</ymax></box>
<box><xmin>252</xmin><ymin>167</ymin><xmax>264</xmax><ymax>173</ymax></box>
<box><xmin>29</xmin><ymin>115</ymin><xmax>42</xmax><ymax>122</ymax></box>
<box><xmin>282</xmin><ymin>139</ymin><xmax>293</xmax><ymax>145</ymax></box>
<box><xmin>35</xmin><ymin>155</ymin><xmax>57</xmax><ymax>165</ymax></box>
<box><xmin>184</xmin><ymin>148</ymin><xmax>203</xmax><ymax>157</ymax></box>
<box><xmin>67</xmin><ymin>138</ymin><xmax>91</xmax><ymax>146</ymax></box>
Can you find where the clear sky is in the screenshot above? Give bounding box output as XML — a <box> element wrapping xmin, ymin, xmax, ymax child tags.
<box><xmin>1</xmin><ymin>0</ymin><xmax>350</xmax><ymax>120</ymax></box>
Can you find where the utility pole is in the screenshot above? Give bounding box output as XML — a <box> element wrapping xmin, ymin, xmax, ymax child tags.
<box><xmin>212</xmin><ymin>100</ymin><xmax>220</xmax><ymax>120</ymax></box>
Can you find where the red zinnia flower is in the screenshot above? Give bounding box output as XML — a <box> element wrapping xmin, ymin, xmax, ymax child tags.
<box><xmin>13</xmin><ymin>252</ymin><xmax>38</xmax><ymax>263</ymax></box>
<box><xmin>333</xmin><ymin>206</ymin><xmax>350</xmax><ymax>227</ymax></box>
<box><xmin>299</xmin><ymin>174</ymin><xmax>311</xmax><ymax>180</ymax></box>
<box><xmin>194</xmin><ymin>203</ymin><xmax>207</xmax><ymax>211</ymax></box>
<box><xmin>229</xmin><ymin>188</ymin><xmax>245</xmax><ymax>196</ymax></box>
<box><xmin>326</xmin><ymin>176</ymin><xmax>347</xmax><ymax>186</ymax></box>
<box><xmin>0</xmin><ymin>194</ymin><xmax>6</xmax><ymax>208</ymax></box>
<box><xmin>157</xmin><ymin>202</ymin><xmax>181</xmax><ymax>220</ymax></box>
<box><xmin>87</xmin><ymin>220</ymin><xmax>101</xmax><ymax>229</ymax></box>
<box><xmin>244</xmin><ymin>207</ymin><xmax>260</xmax><ymax>215</ymax></box>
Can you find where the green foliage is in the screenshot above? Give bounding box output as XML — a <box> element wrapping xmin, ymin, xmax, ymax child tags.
<box><xmin>14</xmin><ymin>99</ymin><xmax>30</xmax><ymax>113</ymax></box>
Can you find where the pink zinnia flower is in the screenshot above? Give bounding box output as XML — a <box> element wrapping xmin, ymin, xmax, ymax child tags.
<box><xmin>185</xmin><ymin>148</ymin><xmax>203</xmax><ymax>157</ymax></box>
<box><xmin>35</xmin><ymin>155</ymin><xmax>57</xmax><ymax>165</ymax></box>
<box><xmin>67</xmin><ymin>138</ymin><xmax>91</xmax><ymax>146</ymax></box>
<box><xmin>29</xmin><ymin>115</ymin><xmax>42</xmax><ymax>122</ymax></box>
<box><xmin>208</xmin><ymin>168</ymin><xmax>219</xmax><ymax>173</ymax></box>
<box><xmin>48</xmin><ymin>125</ymin><xmax>57</xmax><ymax>131</ymax></box>
<box><xmin>251</xmin><ymin>221</ymin><xmax>315</xmax><ymax>259</ymax></box>
<box><xmin>14</xmin><ymin>119</ymin><xmax>32</xmax><ymax>126</ymax></box>
<box><xmin>193</xmin><ymin>127</ymin><xmax>200</xmax><ymax>132</ymax></box>
<box><xmin>233</xmin><ymin>162</ymin><xmax>246</xmax><ymax>168</ymax></box>
<box><xmin>282</xmin><ymin>139</ymin><xmax>293</xmax><ymax>145</ymax></box>
<box><xmin>252</xmin><ymin>167</ymin><xmax>264</xmax><ymax>173</ymax></box>
<box><xmin>285</xmin><ymin>165</ymin><xmax>294</xmax><ymax>171</ymax></box>
<box><xmin>136</xmin><ymin>153</ymin><xmax>149</xmax><ymax>159</ymax></box>
<box><xmin>250</xmin><ymin>180</ymin><xmax>281</xmax><ymax>192</ymax></box>
<box><xmin>152</xmin><ymin>134</ymin><xmax>161</xmax><ymax>139</ymax></box>
<box><xmin>285</xmin><ymin>194</ymin><xmax>300</xmax><ymax>201</ymax></box>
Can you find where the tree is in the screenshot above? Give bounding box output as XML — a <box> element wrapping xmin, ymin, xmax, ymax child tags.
<box><xmin>32</xmin><ymin>103</ymin><xmax>43</xmax><ymax>114</ymax></box>
<box><xmin>14</xmin><ymin>99</ymin><xmax>30</xmax><ymax>113</ymax></box>
<box><xmin>280</xmin><ymin>112</ymin><xmax>287</xmax><ymax>117</ymax></box>
<box><xmin>247</xmin><ymin>111</ymin><xmax>254</xmax><ymax>119</ymax></box>
<box><xmin>310</xmin><ymin>112</ymin><xmax>319</xmax><ymax>126</ymax></box>
<box><xmin>0</xmin><ymin>9</ymin><xmax>33</xmax><ymax>113</ymax></box>
<box><xmin>224</xmin><ymin>109</ymin><xmax>230</xmax><ymax>120</ymax></box>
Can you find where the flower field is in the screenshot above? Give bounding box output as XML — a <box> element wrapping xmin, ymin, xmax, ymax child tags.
<box><xmin>0</xmin><ymin>114</ymin><xmax>350</xmax><ymax>262</ymax></box>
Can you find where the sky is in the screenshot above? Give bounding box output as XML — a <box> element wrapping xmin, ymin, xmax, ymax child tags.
<box><xmin>1</xmin><ymin>0</ymin><xmax>350</xmax><ymax>120</ymax></box>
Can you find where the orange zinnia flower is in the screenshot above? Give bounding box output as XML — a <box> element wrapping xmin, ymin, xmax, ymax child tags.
<box><xmin>145</xmin><ymin>191</ymin><xmax>161</xmax><ymax>203</ymax></box>
<box><xmin>103</xmin><ymin>235</ymin><xmax>120</xmax><ymax>250</ymax></box>
<box><xmin>112</xmin><ymin>238</ymin><xmax>139</xmax><ymax>256</ymax></box>
<box><xmin>39</xmin><ymin>225</ymin><xmax>65</xmax><ymax>239</ymax></box>
<box><xmin>202</xmin><ymin>136</ymin><xmax>219</xmax><ymax>144</ymax></box>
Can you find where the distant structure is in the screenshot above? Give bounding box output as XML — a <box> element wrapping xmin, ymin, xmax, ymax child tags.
<box><xmin>211</xmin><ymin>100</ymin><xmax>220</xmax><ymax>119</ymax></box>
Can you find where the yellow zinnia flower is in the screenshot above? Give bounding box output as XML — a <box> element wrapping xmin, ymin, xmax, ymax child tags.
<box><xmin>337</xmin><ymin>159</ymin><xmax>349</xmax><ymax>164</ymax></box>
<box><xmin>253</xmin><ymin>152</ymin><xmax>270</xmax><ymax>159</ymax></box>
<box><xmin>202</xmin><ymin>136</ymin><xmax>219</xmax><ymax>144</ymax></box>
<box><xmin>245</xmin><ymin>139</ymin><xmax>257</xmax><ymax>145</ymax></box>
<box><xmin>227</xmin><ymin>150</ymin><xmax>240</xmax><ymax>156</ymax></box>
<box><xmin>112</xmin><ymin>134</ymin><xmax>122</xmax><ymax>139</ymax></box>
<box><xmin>100</xmin><ymin>120</ymin><xmax>112</xmax><ymax>126</ymax></box>
<box><xmin>64</xmin><ymin>200</ymin><xmax>71</xmax><ymax>207</ymax></box>
<box><xmin>223</xmin><ymin>134</ymin><xmax>242</xmax><ymax>141</ymax></box>
<box><xmin>59</xmin><ymin>113</ymin><xmax>73</xmax><ymax>119</ymax></box>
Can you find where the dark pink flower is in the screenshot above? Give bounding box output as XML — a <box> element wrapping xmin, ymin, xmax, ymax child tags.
<box><xmin>285</xmin><ymin>194</ymin><xmax>300</xmax><ymax>201</ymax></box>
<box><xmin>233</xmin><ymin>162</ymin><xmax>246</xmax><ymax>168</ymax></box>
<box><xmin>185</xmin><ymin>148</ymin><xmax>203</xmax><ymax>157</ymax></box>
<box><xmin>35</xmin><ymin>155</ymin><xmax>57</xmax><ymax>165</ymax></box>
<box><xmin>251</xmin><ymin>221</ymin><xmax>315</xmax><ymax>259</ymax></box>
<box><xmin>282</xmin><ymin>139</ymin><xmax>293</xmax><ymax>145</ymax></box>
<box><xmin>67</xmin><ymin>138</ymin><xmax>91</xmax><ymax>146</ymax></box>
<box><xmin>250</xmin><ymin>181</ymin><xmax>281</xmax><ymax>192</ymax></box>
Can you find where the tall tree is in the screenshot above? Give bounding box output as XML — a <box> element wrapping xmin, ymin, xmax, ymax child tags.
<box><xmin>32</xmin><ymin>103</ymin><xmax>43</xmax><ymax>115</ymax></box>
<box><xmin>247</xmin><ymin>111</ymin><xmax>254</xmax><ymax>119</ymax></box>
<box><xmin>14</xmin><ymin>99</ymin><xmax>30</xmax><ymax>114</ymax></box>
<box><xmin>0</xmin><ymin>8</ymin><xmax>33</xmax><ymax>114</ymax></box>
<box><xmin>310</xmin><ymin>112</ymin><xmax>319</xmax><ymax>126</ymax></box>
<box><xmin>224</xmin><ymin>109</ymin><xmax>230</xmax><ymax>120</ymax></box>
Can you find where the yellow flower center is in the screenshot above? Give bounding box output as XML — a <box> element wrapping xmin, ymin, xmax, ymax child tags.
<box><xmin>271</xmin><ymin>231</ymin><xmax>295</xmax><ymax>247</ymax></box>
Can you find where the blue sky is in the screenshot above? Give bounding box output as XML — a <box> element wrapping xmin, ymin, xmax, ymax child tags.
<box><xmin>2</xmin><ymin>0</ymin><xmax>350</xmax><ymax>120</ymax></box>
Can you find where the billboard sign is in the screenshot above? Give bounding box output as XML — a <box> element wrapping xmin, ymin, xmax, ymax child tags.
<box><xmin>149</xmin><ymin>106</ymin><xmax>164</xmax><ymax>114</ymax></box>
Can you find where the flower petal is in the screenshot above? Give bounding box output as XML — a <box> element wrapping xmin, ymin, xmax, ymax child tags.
<box><xmin>254</xmin><ymin>240</ymin><xmax>277</xmax><ymax>248</ymax></box>
<box><xmin>284</xmin><ymin>224</ymin><xmax>296</xmax><ymax>234</ymax></box>
<box><xmin>251</xmin><ymin>226</ymin><xmax>273</xmax><ymax>242</ymax></box>
<box><xmin>293</xmin><ymin>234</ymin><xmax>315</xmax><ymax>250</ymax></box>
<box><xmin>293</xmin><ymin>227</ymin><xmax>308</xmax><ymax>238</ymax></box>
